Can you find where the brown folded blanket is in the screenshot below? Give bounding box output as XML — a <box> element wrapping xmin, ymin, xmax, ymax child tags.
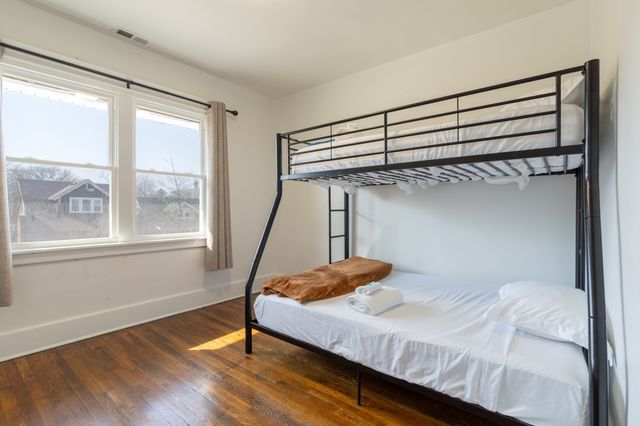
<box><xmin>262</xmin><ymin>256</ymin><xmax>392</xmax><ymax>303</ymax></box>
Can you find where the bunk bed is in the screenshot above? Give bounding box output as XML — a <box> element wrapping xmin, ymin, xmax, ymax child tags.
<box><xmin>244</xmin><ymin>60</ymin><xmax>606</xmax><ymax>426</ymax></box>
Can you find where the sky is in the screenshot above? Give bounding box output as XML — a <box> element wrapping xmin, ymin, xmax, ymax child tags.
<box><xmin>136</xmin><ymin>110</ymin><xmax>200</xmax><ymax>174</ymax></box>
<box><xmin>1</xmin><ymin>78</ymin><xmax>201</xmax><ymax>176</ymax></box>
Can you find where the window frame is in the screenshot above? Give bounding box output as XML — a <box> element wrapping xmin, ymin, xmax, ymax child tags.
<box><xmin>132</xmin><ymin>99</ymin><xmax>206</xmax><ymax>241</ymax></box>
<box><xmin>2</xmin><ymin>64</ymin><xmax>117</xmax><ymax>250</ymax></box>
<box><xmin>1</xmin><ymin>54</ymin><xmax>209</xmax><ymax>258</ymax></box>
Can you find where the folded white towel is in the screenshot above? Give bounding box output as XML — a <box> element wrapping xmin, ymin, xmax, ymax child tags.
<box><xmin>346</xmin><ymin>286</ymin><xmax>404</xmax><ymax>315</ymax></box>
<box><xmin>355</xmin><ymin>281</ymin><xmax>383</xmax><ymax>295</ymax></box>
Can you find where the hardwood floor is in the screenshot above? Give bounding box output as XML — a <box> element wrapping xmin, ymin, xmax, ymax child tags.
<box><xmin>0</xmin><ymin>297</ymin><xmax>493</xmax><ymax>426</ymax></box>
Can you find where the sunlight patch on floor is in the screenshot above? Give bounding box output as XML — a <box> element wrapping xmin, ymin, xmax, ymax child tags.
<box><xmin>189</xmin><ymin>329</ymin><xmax>258</xmax><ymax>351</ymax></box>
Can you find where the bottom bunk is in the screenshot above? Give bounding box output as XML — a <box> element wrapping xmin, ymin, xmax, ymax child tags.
<box><xmin>253</xmin><ymin>271</ymin><xmax>588</xmax><ymax>426</ymax></box>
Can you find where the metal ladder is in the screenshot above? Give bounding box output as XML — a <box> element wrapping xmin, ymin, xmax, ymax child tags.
<box><xmin>328</xmin><ymin>187</ymin><xmax>350</xmax><ymax>263</ymax></box>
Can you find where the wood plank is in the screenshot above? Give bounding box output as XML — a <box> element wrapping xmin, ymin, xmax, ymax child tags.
<box><xmin>0</xmin><ymin>366</ymin><xmax>29</xmax><ymax>426</ymax></box>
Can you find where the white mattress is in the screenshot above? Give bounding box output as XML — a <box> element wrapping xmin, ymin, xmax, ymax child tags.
<box><xmin>255</xmin><ymin>271</ymin><xmax>588</xmax><ymax>426</ymax></box>
<box><xmin>290</xmin><ymin>104</ymin><xmax>584</xmax><ymax>176</ymax></box>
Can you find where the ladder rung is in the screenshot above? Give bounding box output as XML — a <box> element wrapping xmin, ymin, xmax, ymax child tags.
<box><xmin>330</xmin><ymin>234</ymin><xmax>345</xmax><ymax>239</ymax></box>
<box><xmin>330</xmin><ymin>209</ymin><xmax>345</xmax><ymax>212</ymax></box>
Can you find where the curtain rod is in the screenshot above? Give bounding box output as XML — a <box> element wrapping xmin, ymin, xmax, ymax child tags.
<box><xmin>0</xmin><ymin>42</ymin><xmax>239</xmax><ymax>116</ymax></box>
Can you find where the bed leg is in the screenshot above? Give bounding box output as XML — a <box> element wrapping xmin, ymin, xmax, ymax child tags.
<box><xmin>356</xmin><ymin>368</ymin><xmax>362</xmax><ymax>406</ymax></box>
<box><xmin>245</xmin><ymin>323</ymin><xmax>252</xmax><ymax>354</ymax></box>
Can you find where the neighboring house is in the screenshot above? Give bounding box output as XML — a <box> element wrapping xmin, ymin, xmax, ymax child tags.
<box><xmin>13</xmin><ymin>179</ymin><xmax>199</xmax><ymax>243</ymax></box>
<box><xmin>136</xmin><ymin>198</ymin><xmax>200</xmax><ymax>235</ymax></box>
<box><xmin>15</xmin><ymin>179</ymin><xmax>110</xmax><ymax>243</ymax></box>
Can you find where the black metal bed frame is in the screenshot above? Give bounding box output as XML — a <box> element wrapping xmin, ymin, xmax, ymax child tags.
<box><xmin>244</xmin><ymin>60</ymin><xmax>606</xmax><ymax>425</ymax></box>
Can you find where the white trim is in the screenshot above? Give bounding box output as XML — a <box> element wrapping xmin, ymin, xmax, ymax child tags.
<box><xmin>0</xmin><ymin>273</ymin><xmax>274</xmax><ymax>362</ymax></box>
<box><xmin>12</xmin><ymin>236</ymin><xmax>207</xmax><ymax>265</ymax></box>
<box><xmin>12</xmin><ymin>236</ymin><xmax>118</xmax><ymax>252</ymax></box>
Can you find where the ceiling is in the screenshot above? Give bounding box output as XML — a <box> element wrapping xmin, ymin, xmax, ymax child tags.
<box><xmin>25</xmin><ymin>0</ymin><xmax>574</xmax><ymax>98</ymax></box>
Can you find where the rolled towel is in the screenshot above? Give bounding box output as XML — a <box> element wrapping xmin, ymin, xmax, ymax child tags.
<box><xmin>355</xmin><ymin>281</ymin><xmax>383</xmax><ymax>295</ymax></box>
<box><xmin>346</xmin><ymin>287</ymin><xmax>404</xmax><ymax>315</ymax></box>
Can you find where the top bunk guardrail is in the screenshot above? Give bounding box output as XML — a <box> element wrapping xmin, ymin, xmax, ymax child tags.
<box><xmin>279</xmin><ymin>64</ymin><xmax>589</xmax><ymax>187</ymax></box>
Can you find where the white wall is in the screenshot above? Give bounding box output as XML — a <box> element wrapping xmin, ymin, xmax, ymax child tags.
<box><xmin>354</xmin><ymin>178</ymin><xmax>576</xmax><ymax>284</ymax></box>
<box><xmin>0</xmin><ymin>0</ymin><xmax>277</xmax><ymax>360</ymax></box>
<box><xmin>589</xmin><ymin>0</ymin><xmax>640</xmax><ymax>423</ymax></box>
<box><xmin>274</xmin><ymin>0</ymin><xmax>590</xmax><ymax>286</ymax></box>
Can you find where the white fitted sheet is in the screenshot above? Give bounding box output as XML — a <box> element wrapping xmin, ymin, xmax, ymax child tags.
<box><xmin>290</xmin><ymin>104</ymin><xmax>584</xmax><ymax>176</ymax></box>
<box><xmin>255</xmin><ymin>271</ymin><xmax>588</xmax><ymax>426</ymax></box>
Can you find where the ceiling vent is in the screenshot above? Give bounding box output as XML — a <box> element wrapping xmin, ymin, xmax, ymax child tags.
<box><xmin>112</xmin><ymin>27</ymin><xmax>149</xmax><ymax>45</ymax></box>
<box><xmin>131</xmin><ymin>36</ymin><xmax>149</xmax><ymax>45</ymax></box>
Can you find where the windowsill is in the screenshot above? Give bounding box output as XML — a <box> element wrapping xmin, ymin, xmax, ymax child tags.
<box><xmin>12</xmin><ymin>237</ymin><xmax>207</xmax><ymax>265</ymax></box>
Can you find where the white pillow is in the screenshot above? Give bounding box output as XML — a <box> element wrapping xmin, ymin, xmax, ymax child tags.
<box><xmin>500</xmin><ymin>75</ymin><xmax>584</xmax><ymax>111</ymax></box>
<box><xmin>485</xmin><ymin>281</ymin><xmax>588</xmax><ymax>348</ymax></box>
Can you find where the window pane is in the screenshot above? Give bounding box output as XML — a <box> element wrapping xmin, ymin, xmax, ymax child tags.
<box><xmin>2</xmin><ymin>77</ymin><xmax>109</xmax><ymax>166</ymax></box>
<box><xmin>135</xmin><ymin>109</ymin><xmax>200</xmax><ymax>174</ymax></box>
<box><xmin>7</xmin><ymin>162</ymin><xmax>111</xmax><ymax>243</ymax></box>
<box><xmin>136</xmin><ymin>173</ymin><xmax>201</xmax><ymax>235</ymax></box>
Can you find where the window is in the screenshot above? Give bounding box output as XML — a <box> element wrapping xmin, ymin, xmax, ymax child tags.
<box><xmin>135</xmin><ymin>108</ymin><xmax>203</xmax><ymax>236</ymax></box>
<box><xmin>2</xmin><ymin>77</ymin><xmax>112</xmax><ymax>244</ymax></box>
<box><xmin>69</xmin><ymin>197</ymin><xmax>103</xmax><ymax>214</ymax></box>
<box><xmin>1</xmin><ymin>60</ymin><xmax>206</xmax><ymax>252</ymax></box>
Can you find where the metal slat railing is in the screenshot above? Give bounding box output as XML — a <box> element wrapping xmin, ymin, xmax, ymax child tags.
<box><xmin>283</xmin><ymin>66</ymin><xmax>584</xmax><ymax>185</ymax></box>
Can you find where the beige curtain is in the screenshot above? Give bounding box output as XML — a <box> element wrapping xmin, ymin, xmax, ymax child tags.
<box><xmin>204</xmin><ymin>102</ymin><xmax>233</xmax><ymax>270</ymax></box>
<box><xmin>0</xmin><ymin>48</ymin><xmax>14</xmax><ymax>307</ymax></box>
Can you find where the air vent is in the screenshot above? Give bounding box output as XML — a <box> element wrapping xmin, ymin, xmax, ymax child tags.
<box><xmin>112</xmin><ymin>27</ymin><xmax>149</xmax><ymax>45</ymax></box>
<box><xmin>114</xmin><ymin>27</ymin><xmax>134</xmax><ymax>39</ymax></box>
<box><xmin>131</xmin><ymin>36</ymin><xmax>149</xmax><ymax>45</ymax></box>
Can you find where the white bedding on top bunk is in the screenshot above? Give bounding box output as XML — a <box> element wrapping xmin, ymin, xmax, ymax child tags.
<box><xmin>290</xmin><ymin>104</ymin><xmax>584</xmax><ymax>176</ymax></box>
<box><xmin>254</xmin><ymin>271</ymin><xmax>588</xmax><ymax>426</ymax></box>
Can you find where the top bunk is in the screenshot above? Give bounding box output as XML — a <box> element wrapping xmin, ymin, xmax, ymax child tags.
<box><xmin>279</xmin><ymin>62</ymin><xmax>596</xmax><ymax>191</ymax></box>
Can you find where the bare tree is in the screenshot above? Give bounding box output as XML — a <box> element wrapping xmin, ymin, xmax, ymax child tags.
<box><xmin>7</xmin><ymin>163</ymin><xmax>77</xmax><ymax>184</ymax></box>
<box><xmin>164</xmin><ymin>157</ymin><xmax>198</xmax><ymax>201</ymax></box>
<box><xmin>136</xmin><ymin>174</ymin><xmax>160</xmax><ymax>199</ymax></box>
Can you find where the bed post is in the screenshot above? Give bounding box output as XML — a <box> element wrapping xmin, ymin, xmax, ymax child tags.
<box><xmin>344</xmin><ymin>191</ymin><xmax>350</xmax><ymax>259</ymax></box>
<box><xmin>583</xmin><ymin>59</ymin><xmax>607</xmax><ymax>426</ymax></box>
<box><xmin>576</xmin><ymin>167</ymin><xmax>584</xmax><ymax>290</ymax></box>
<box><xmin>244</xmin><ymin>134</ymin><xmax>284</xmax><ymax>354</ymax></box>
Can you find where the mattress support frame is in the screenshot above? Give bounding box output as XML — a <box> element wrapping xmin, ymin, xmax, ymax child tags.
<box><xmin>244</xmin><ymin>60</ymin><xmax>607</xmax><ymax>425</ymax></box>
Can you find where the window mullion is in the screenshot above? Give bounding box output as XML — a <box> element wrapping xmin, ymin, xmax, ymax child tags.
<box><xmin>116</xmin><ymin>96</ymin><xmax>135</xmax><ymax>242</ymax></box>
<box><xmin>5</xmin><ymin>157</ymin><xmax>112</xmax><ymax>171</ymax></box>
<box><xmin>133</xmin><ymin>168</ymin><xmax>203</xmax><ymax>179</ymax></box>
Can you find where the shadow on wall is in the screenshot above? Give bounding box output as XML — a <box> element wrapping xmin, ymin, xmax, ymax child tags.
<box><xmin>354</xmin><ymin>176</ymin><xmax>576</xmax><ymax>286</ymax></box>
<box><xmin>599</xmin><ymin>67</ymin><xmax>628</xmax><ymax>426</ymax></box>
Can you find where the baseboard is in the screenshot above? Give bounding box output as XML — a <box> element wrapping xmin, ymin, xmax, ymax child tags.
<box><xmin>0</xmin><ymin>273</ymin><xmax>274</xmax><ymax>362</ymax></box>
